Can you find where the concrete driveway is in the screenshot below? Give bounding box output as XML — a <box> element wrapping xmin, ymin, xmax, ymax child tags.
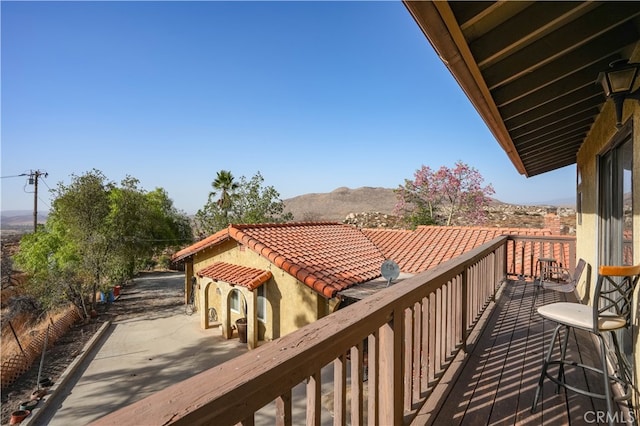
<box><xmin>31</xmin><ymin>272</ymin><xmax>248</xmax><ymax>426</ymax></box>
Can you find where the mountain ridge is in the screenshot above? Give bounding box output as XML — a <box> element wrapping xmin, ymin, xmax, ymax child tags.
<box><xmin>282</xmin><ymin>186</ymin><xmax>575</xmax><ymax>223</ymax></box>
<box><xmin>1</xmin><ymin>187</ymin><xmax>576</xmax><ymax>227</ymax></box>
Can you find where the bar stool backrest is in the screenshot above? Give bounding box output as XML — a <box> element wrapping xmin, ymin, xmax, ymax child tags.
<box><xmin>592</xmin><ymin>264</ymin><xmax>640</xmax><ymax>333</ymax></box>
<box><xmin>573</xmin><ymin>259</ymin><xmax>587</xmax><ymax>283</ymax></box>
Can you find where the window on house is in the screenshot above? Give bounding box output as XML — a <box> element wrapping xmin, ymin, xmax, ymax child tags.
<box><xmin>230</xmin><ymin>289</ymin><xmax>240</xmax><ymax>313</ymax></box>
<box><xmin>599</xmin><ymin>124</ymin><xmax>634</xmax><ymax>266</ymax></box>
<box><xmin>598</xmin><ymin>121</ymin><xmax>634</xmax><ymax>375</ymax></box>
<box><xmin>257</xmin><ymin>284</ymin><xmax>266</xmax><ymax>322</ymax></box>
<box><xmin>576</xmin><ymin>166</ymin><xmax>582</xmax><ymax>226</ymax></box>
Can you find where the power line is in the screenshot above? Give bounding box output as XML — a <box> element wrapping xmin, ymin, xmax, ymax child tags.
<box><xmin>1</xmin><ymin>173</ymin><xmax>29</xmax><ymax>179</ymax></box>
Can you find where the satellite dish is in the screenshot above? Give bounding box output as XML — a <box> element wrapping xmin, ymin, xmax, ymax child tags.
<box><xmin>381</xmin><ymin>260</ymin><xmax>400</xmax><ymax>286</ymax></box>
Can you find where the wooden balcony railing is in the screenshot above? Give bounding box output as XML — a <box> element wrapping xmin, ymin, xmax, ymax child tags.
<box><xmin>506</xmin><ymin>234</ymin><xmax>576</xmax><ymax>279</ymax></box>
<box><xmin>91</xmin><ymin>235</ymin><xmax>576</xmax><ymax>426</ymax></box>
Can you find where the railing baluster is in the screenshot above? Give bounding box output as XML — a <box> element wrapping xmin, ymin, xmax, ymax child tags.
<box><xmin>435</xmin><ymin>287</ymin><xmax>443</xmax><ymax>376</ymax></box>
<box><xmin>461</xmin><ymin>268</ymin><xmax>468</xmax><ymax>351</ymax></box>
<box><xmin>428</xmin><ymin>292</ymin><xmax>436</xmax><ymax>384</ymax></box>
<box><xmin>350</xmin><ymin>342</ymin><xmax>364</xmax><ymax>426</ymax></box>
<box><xmin>403</xmin><ymin>307</ymin><xmax>412</xmax><ymax>412</ymax></box>
<box><xmin>240</xmin><ymin>416</ymin><xmax>254</xmax><ymax>426</ymax></box>
<box><xmin>334</xmin><ymin>353</ymin><xmax>347</xmax><ymax>426</ymax></box>
<box><xmin>367</xmin><ymin>332</ymin><xmax>378</xmax><ymax>426</ymax></box>
<box><xmin>454</xmin><ymin>275</ymin><xmax>461</xmax><ymax>349</ymax></box>
<box><xmin>378</xmin><ymin>310</ymin><xmax>403</xmax><ymax>426</ymax></box>
<box><xmin>445</xmin><ymin>283</ymin><xmax>451</xmax><ymax>366</ymax></box>
<box><xmin>306</xmin><ymin>371</ymin><xmax>321</xmax><ymax>426</ymax></box>
<box><xmin>276</xmin><ymin>390</ymin><xmax>292</xmax><ymax>426</ymax></box>
<box><xmin>420</xmin><ymin>296</ymin><xmax>429</xmax><ymax>394</ymax></box>
<box><xmin>413</xmin><ymin>301</ymin><xmax>422</xmax><ymax>404</ymax></box>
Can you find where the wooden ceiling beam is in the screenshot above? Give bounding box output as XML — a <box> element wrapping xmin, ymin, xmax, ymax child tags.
<box><xmin>498</xmin><ymin>57</ymin><xmax>615</xmax><ymax>115</ymax></box>
<box><xmin>492</xmin><ymin>27</ymin><xmax>637</xmax><ymax>106</ymax></box>
<box><xmin>516</xmin><ymin>130</ymin><xmax>586</xmax><ymax>155</ymax></box>
<box><xmin>504</xmin><ymin>87</ymin><xmax>602</xmax><ymax>130</ymax></box>
<box><xmin>479</xmin><ymin>3</ymin><xmax>640</xmax><ymax>75</ymax></box>
<box><xmin>472</xmin><ymin>2</ymin><xmax>593</xmax><ymax>68</ymax></box>
<box><xmin>509</xmin><ymin>106</ymin><xmax>599</xmax><ymax>139</ymax></box>
<box><xmin>514</xmin><ymin>122</ymin><xmax>592</xmax><ymax>148</ymax></box>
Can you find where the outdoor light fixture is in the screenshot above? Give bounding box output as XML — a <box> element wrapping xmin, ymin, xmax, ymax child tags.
<box><xmin>597</xmin><ymin>59</ymin><xmax>640</xmax><ymax>129</ymax></box>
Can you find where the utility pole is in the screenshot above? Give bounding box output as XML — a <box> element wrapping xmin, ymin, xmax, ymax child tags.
<box><xmin>27</xmin><ymin>170</ymin><xmax>48</xmax><ymax>232</ymax></box>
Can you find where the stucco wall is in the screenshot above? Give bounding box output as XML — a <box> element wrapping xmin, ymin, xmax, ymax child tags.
<box><xmin>576</xmin><ymin>43</ymin><xmax>640</xmax><ymax>409</ymax></box>
<box><xmin>191</xmin><ymin>240</ymin><xmax>332</xmax><ymax>343</ymax></box>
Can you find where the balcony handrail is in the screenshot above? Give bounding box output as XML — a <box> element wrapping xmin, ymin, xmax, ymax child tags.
<box><xmin>507</xmin><ymin>234</ymin><xmax>576</xmax><ymax>278</ymax></box>
<box><xmin>91</xmin><ymin>234</ymin><xmax>575</xmax><ymax>426</ymax></box>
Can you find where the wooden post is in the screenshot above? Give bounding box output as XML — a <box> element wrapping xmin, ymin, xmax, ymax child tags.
<box><xmin>275</xmin><ymin>390</ymin><xmax>292</xmax><ymax>426</ymax></box>
<box><xmin>306</xmin><ymin>371</ymin><xmax>321</xmax><ymax>426</ymax></box>
<box><xmin>334</xmin><ymin>353</ymin><xmax>347</xmax><ymax>424</ymax></box>
<box><xmin>378</xmin><ymin>309</ymin><xmax>403</xmax><ymax>426</ymax></box>
<box><xmin>367</xmin><ymin>332</ymin><xmax>378</xmax><ymax>426</ymax></box>
<box><xmin>350</xmin><ymin>342</ymin><xmax>364</xmax><ymax>426</ymax></box>
<box><xmin>461</xmin><ymin>269</ymin><xmax>468</xmax><ymax>353</ymax></box>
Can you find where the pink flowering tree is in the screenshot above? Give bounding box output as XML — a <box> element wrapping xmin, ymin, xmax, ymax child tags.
<box><xmin>394</xmin><ymin>161</ymin><xmax>495</xmax><ymax>227</ymax></box>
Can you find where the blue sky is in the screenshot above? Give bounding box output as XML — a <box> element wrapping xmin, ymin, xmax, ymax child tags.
<box><xmin>2</xmin><ymin>1</ymin><xmax>576</xmax><ymax>216</ymax></box>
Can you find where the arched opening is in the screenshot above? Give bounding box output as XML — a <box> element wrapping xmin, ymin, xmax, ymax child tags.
<box><xmin>199</xmin><ymin>280</ymin><xmax>222</xmax><ymax>330</ymax></box>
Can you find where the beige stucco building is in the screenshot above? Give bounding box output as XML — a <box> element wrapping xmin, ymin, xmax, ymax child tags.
<box><xmin>172</xmin><ymin>223</ymin><xmax>385</xmax><ymax>349</ymax></box>
<box><xmin>173</xmin><ymin>223</ymin><xmax>556</xmax><ymax>350</ymax></box>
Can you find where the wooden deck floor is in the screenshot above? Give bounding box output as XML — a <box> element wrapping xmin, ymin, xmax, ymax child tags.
<box><xmin>430</xmin><ymin>279</ymin><xmax>611</xmax><ymax>426</ymax></box>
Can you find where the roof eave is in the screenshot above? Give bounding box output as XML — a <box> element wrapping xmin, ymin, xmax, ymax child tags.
<box><xmin>403</xmin><ymin>0</ymin><xmax>528</xmax><ymax>177</ymax></box>
<box><xmin>171</xmin><ymin>228</ymin><xmax>232</xmax><ymax>263</ymax></box>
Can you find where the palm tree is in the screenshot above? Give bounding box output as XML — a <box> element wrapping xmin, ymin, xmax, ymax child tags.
<box><xmin>212</xmin><ymin>170</ymin><xmax>238</xmax><ymax>218</ymax></box>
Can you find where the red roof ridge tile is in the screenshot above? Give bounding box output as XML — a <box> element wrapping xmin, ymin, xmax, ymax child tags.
<box><xmin>232</xmin><ymin>221</ymin><xmax>342</xmax><ymax>230</ymax></box>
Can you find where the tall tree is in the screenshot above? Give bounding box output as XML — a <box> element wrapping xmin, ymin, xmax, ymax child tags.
<box><xmin>394</xmin><ymin>161</ymin><xmax>494</xmax><ymax>227</ymax></box>
<box><xmin>15</xmin><ymin>170</ymin><xmax>192</xmax><ymax>312</ymax></box>
<box><xmin>232</xmin><ymin>172</ymin><xmax>293</xmax><ymax>224</ymax></box>
<box><xmin>195</xmin><ymin>171</ymin><xmax>293</xmax><ymax>235</ymax></box>
<box><xmin>212</xmin><ymin>170</ymin><xmax>239</xmax><ymax>218</ymax></box>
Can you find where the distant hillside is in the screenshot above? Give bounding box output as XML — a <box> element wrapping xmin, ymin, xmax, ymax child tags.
<box><xmin>283</xmin><ymin>187</ymin><xmax>398</xmax><ymax>222</ymax></box>
<box><xmin>2</xmin><ymin>189</ymin><xmax>576</xmax><ymax>231</ymax></box>
<box><xmin>1</xmin><ymin>211</ymin><xmax>47</xmax><ymax>232</ymax></box>
<box><xmin>283</xmin><ymin>187</ymin><xmax>576</xmax><ymax>233</ymax></box>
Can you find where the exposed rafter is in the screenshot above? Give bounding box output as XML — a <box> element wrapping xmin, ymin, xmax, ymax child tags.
<box><xmin>404</xmin><ymin>1</ymin><xmax>640</xmax><ymax>177</ymax></box>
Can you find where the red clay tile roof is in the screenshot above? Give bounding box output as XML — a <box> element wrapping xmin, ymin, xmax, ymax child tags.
<box><xmin>172</xmin><ymin>228</ymin><xmax>230</xmax><ymax>262</ymax></box>
<box><xmin>197</xmin><ymin>262</ymin><xmax>272</xmax><ymax>290</ymax></box>
<box><xmin>228</xmin><ymin>222</ymin><xmax>386</xmax><ymax>298</ymax></box>
<box><xmin>173</xmin><ymin>222</ymin><xmax>558</xmax><ymax>298</ymax></box>
<box><xmin>363</xmin><ymin>226</ymin><xmax>553</xmax><ymax>274</ymax></box>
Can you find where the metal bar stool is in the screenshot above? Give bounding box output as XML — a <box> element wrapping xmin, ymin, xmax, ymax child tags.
<box><xmin>532</xmin><ymin>257</ymin><xmax>558</xmax><ymax>309</ymax></box>
<box><xmin>532</xmin><ymin>259</ymin><xmax>588</xmax><ymax>309</ymax></box>
<box><xmin>531</xmin><ymin>264</ymin><xmax>640</xmax><ymax>425</ymax></box>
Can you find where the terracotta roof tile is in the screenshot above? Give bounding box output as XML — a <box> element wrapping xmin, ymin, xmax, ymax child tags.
<box><xmin>363</xmin><ymin>226</ymin><xmax>553</xmax><ymax>274</ymax></box>
<box><xmin>172</xmin><ymin>228</ymin><xmax>230</xmax><ymax>262</ymax></box>
<box><xmin>175</xmin><ymin>223</ymin><xmax>558</xmax><ymax>299</ymax></box>
<box><xmin>197</xmin><ymin>262</ymin><xmax>272</xmax><ymax>290</ymax></box>
<box><xmin>229</xmin><ymin>222</ymin><xmax>386</xmax><ymax>298</ymax></box>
